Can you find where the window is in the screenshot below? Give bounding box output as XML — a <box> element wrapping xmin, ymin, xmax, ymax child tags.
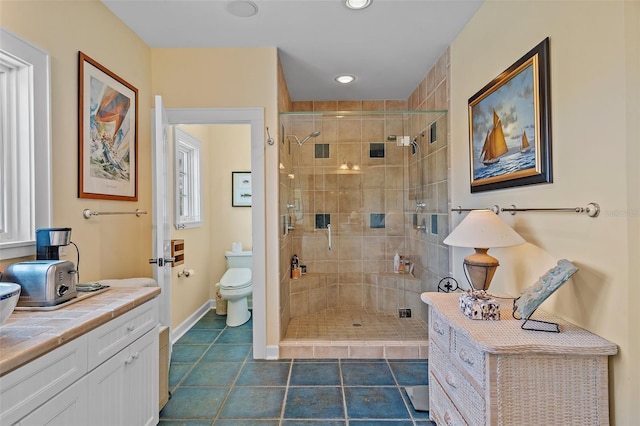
<box><xmin>0</xmin><ymin>28</ymin><xmax>52</xmax><ymax>260</ymax></box>
<box><xmin>174</xmin><ymin>127</ymin><xmax>202</xmax><ymax>229</ymax></box>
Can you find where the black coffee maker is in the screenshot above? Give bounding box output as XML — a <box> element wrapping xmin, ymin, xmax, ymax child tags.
<box><xmin>36</xmin><ymin>227</ymin><xmax>72</xmax><ymax>260</ymax></box>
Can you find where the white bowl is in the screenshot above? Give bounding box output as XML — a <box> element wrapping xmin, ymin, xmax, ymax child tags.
<box><xmin>0</xmin><ymin>283</ymin><xmax>21</xmax><ymax>325</ymax></box>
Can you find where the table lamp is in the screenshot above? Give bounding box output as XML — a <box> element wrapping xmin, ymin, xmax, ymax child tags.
<box><xmin>443</xmin><ymin>209</ymin><xmax>525</xmax><ymax>292</ymax></box>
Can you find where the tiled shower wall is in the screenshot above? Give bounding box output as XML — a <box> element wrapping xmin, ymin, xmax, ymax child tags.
<box><xmin>277</xmin><ymin>50</ymin><xmax>451</xmax><ymax>338</ymax></box>
<box><xmin>408</xmin><ymin>48</ymin><xmax>451</xmax><ymax>326</ymax></box>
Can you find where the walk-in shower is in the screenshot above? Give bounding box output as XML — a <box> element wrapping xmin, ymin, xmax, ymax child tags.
<box><xmin>278</xmin><ymin>109</ymin><xmax>448</xmax><ymax>358</ymax></box>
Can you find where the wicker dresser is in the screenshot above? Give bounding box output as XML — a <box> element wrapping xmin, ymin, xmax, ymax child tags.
<box><xmin>420</xmin><ymin>292</ymin><xmax>617</xmax><ymax>426</ymax></box>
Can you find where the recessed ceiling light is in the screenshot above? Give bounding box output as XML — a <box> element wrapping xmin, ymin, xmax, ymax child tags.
<box><xmin>226</xmin><ymin>0</ymin><xmax>258</xmax><ymax>17</ymax></box>
<box><xmin>345</xmin><ymin>0</ymin><xmax>372</xmax><ymax>10</ymax></box>
<box><xmin>335</xmin><ymin>75</ymin><xmax>355</xmax><ymax>84</ymax></box>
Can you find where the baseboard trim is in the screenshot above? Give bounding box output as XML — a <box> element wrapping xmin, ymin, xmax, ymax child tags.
<box><xmin>171</xmin><ymin>299</ymin><xmax>215</xmax><ymax>344</ymax></box>
<box><xmin>265</xmin><ymin>345</ymin><xmax>279</xmax><ymax>360</ymax></box>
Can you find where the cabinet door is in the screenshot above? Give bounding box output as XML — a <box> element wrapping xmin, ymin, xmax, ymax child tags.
<box><xmin>86</xmin><ymin>347</ymin><xmax>129</xmax><ymax>426</ymax></box>
<box><xmin>127</xmin><ymin>326</ymin><xmax>159</xmax><ymax>426</ymax></box>
<box><xmin>16</xmin><ymin>377</ymin><xmax>88</xmax><ymax>426</ymax></box>
<box><xmin>0</xmin><ymin>336</ymin><xmax>87</xmax><ymax>425</ymax></box>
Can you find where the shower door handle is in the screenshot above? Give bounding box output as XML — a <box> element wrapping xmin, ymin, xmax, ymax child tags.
<box><xmin>327</xmin><ymin>224</ymin><xmax>332</xmax><ymax>251</ymax></box>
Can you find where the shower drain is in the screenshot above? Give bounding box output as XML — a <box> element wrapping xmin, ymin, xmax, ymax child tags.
<box><xmin>352</xmin><ymin>323</ymin><xmax>362</xmax><ymax>327</ymax></box>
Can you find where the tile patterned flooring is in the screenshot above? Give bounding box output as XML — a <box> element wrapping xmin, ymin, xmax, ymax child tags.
<box><xmin>283</xmin><ymin>308</ymin><xmax>428</xmax><ymax>341</ymax></box>
<box><xmin>160</xmin><ymin>310</ymin><xmax>435</xmax><ymax>425</ymax></box>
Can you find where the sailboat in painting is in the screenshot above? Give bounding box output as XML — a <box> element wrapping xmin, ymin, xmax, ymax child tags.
<box><xmin>481</xmin><ymin>111</ymin><xmax>508</xmax><ymax>166</ymax></box>
<box><xmin>520</xmin><ymin>131</ymin><xmax>531</xmax><ymax>153</ymax></box>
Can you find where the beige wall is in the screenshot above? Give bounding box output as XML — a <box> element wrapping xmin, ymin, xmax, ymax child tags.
<box><xmin>169</xmin><ymin>124</ymin><xmax>251</xmax><ymax>329</ymax></box>
<box><xmin>449</xmin><ymin>1</ymin><xmax>639</xmax><ymax>423</ymax></box>
<box><xmin>151</xmin><ymin>48</ymin><xmax>281</xmax><ymax>342</ymax></box>
<box><xmin>0</xmin><ymin>1</ymin><xmax>153</xmax><ymax>280</ymax></box>
<box><xmin>3</xmin><ymin>1</ymin><xmax>638</xmax><ymax>419</ymax></box>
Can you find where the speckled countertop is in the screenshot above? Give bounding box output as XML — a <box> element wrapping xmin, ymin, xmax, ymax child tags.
<box><xmin>0</xmin><ymin>287</ymin><xmax>161</xmax><ymax>376</ymax></box>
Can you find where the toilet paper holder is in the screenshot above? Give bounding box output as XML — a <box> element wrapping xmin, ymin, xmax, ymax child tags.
<box><xmin>177</xmin><ymin>269</ymin><xmax>194</xmax><ymax>278</ymax></box>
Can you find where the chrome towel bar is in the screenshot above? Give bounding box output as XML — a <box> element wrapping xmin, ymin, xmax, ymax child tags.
<box><xmin>451</xmin><ymin>205</ymin><xmax>500</xmax><ymax>214</ymax></box>
<box><xmin>83</xmin><ymin>209</ymin><xmax>147</xmax><ymax>219</ymax></box>
<box><xmin>450</xmin><ymin>202</ymin><xmax>600</xmax><ymax>218</ymax></box>
<box><xmin>502</xmin><ymin>202</ymin><xmax>600</xmax><ymax>217</ymax></box>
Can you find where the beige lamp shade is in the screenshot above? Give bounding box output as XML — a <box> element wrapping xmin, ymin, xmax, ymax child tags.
<box><xmin>444</xmin><ymin>209</ymin><xmax>525</xmax><ymax>291</ymax></box>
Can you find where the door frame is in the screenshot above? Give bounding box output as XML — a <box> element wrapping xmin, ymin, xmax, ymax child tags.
<box><xmin>164</xmin><ymin>107</ymin><xmax>266</xmax><ymax>359</ymax></box>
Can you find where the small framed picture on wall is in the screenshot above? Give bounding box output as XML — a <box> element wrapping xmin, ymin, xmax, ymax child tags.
<box><xmin>232</xmin><ymin>171</ymin><xmax>252</xmax><ymax>207</ymax></box>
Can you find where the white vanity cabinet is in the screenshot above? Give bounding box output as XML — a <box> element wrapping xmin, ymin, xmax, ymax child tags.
<box><xmin>421</xmin><ymin>293</ymin><xmax>617</xmax><ymax>426</ymax></box>
<box><xmin>0</xmin><ymin>296</ymin><xmax>159</xmax><ymax>426</ymax></box>
<box><xmin>1</xmin><ymin>337</ymin><xmax>89</xmax><ymax>425</ymax></box>
<box><xmin>88</xmin><ymin>323</ymin><xmax>158</xmax><ymax>426</ymax></box>
<box><xmin>15</xmin><ymin>378</ymin><xmax>89</xmax><ymax>426</ymax></box>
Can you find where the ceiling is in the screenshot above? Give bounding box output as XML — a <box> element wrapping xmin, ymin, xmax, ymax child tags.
<box><xmin>102</xmin><ymin>0</ymin><xmax>483</xmax><ymax>102</ymax></box>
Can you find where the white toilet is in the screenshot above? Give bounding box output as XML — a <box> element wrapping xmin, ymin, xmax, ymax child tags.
<box><xmin>216</xmin><ymin>250</ymin><xmax>252</xmax><ymax>327</ymax></box>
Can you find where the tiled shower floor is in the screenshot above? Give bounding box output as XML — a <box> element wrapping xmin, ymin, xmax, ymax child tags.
<box><xmin>284</xmin><ymin>308</ymin><xmax>428</xmax><ymax>341</ymax></box>
<box><xmin>280</xmin><ymin>308</ymin><xmax>429</xmax><ymax>359</ymax></box>
<box><xmin>160</xmin><ymin>310</ymin><xmax>435</xmax><ymax>425</ymax></box>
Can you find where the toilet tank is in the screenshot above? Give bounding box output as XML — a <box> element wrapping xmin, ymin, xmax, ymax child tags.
<box><xmin>225</xmin><ymin>250</ymin><xmax>252</xmax><ymax>269</ymax></box>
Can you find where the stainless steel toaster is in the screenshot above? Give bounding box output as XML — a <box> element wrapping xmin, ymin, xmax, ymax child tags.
<box><xmin>2</xmin><ymin>260</ymin><xmax>78</xmax><ymax>307</ymax></box>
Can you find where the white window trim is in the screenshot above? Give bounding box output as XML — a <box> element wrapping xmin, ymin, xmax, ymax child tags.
<box><xmin>173</xmin><ymin>127</ymin><xmax>202</xmax><ymax>229</ymax></box>
<box><xmin>0</xmin><ymin>28</ymin><xmax>52</xmax><ymax>260</ymax></box>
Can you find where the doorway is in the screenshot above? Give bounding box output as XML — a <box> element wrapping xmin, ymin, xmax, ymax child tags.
<box><xmin>159</xmin><ymin>107</ymin><xmax>266</xmax><ymax>358</ymax></box>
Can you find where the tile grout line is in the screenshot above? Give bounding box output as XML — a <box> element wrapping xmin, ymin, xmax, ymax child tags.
<box><xmin>210</xmin><ymin>335</ymin><xmax>250</xmax><ymax>424</ymax></box>
<box><xmin>278</xmin><ymin>359</ymin><xmax>294</xmax><ymax>425</ymax></box>
<box><xmin>387</xmin><ymin>358</ymin><xmax>420</xmax><ymax>425</ymax></box>
<box><xmin>339</xmin><ymin>359</ymin><xmax>350</xmax><ymax>425</ymax></box>
<box><xmin>168</xmin><ymin>323</ymin><xmax>227</xmax><ymax>395</ymax></box>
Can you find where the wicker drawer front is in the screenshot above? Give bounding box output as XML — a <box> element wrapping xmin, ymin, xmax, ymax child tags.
<box><xmin>431</xmin><ymin>339</ymin><xmax>485</xmax><ymax>426</ymax></box>
<box><xmin>494</xmin><ymin>354</ymin><xmax>609</xmax><ymax>425</ymax></box>
<box><xmin>430</xmin><ymin>309</ymin><xmax>451</xmax><ymax>351</ymax></box>
<box><xmin>452</xmin><ymin>331</ymin><xmax>485</xmax><ymax>387</ymax></box>
<box><xmin>429</xmin><ymin>372</ymin><xmax>468</xmax><ymax>426</ymax></box>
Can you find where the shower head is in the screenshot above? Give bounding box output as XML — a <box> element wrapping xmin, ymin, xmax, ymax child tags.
<box><xmin>286</xmin><ymin>131</ymin><xmax>320</xmax><ymax>146</ymax></box>
<box><xmin>298</xmin><ymin>131</ymin><xmax>321</xmax><ymax>146</ymax></box>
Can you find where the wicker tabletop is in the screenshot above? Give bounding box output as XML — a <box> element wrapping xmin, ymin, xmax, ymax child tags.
<box><xmin>420</xmin><ymin>292</ymin><xmax>617</xmax><ymax>356</ymax></box>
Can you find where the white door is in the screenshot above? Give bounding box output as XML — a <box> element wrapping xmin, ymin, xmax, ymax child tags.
<box><xmin>151</xmin><ymin>95</ymin><xmax>172</xmax><ymax>329</ymax></box>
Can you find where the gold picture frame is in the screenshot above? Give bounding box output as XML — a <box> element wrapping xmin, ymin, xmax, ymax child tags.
<box><xmin>468</xmin><ymin>38</ymin><xmax>552</xmax><ymax>193</ymax></box>
<box><xmin>78</xmin><ymin>52</ymin><xmax>138</xmax><ymax>201</ymax></box>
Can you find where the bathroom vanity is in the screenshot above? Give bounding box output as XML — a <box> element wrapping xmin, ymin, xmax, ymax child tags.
<box><xmin>421</xmin><ymin>292</ymin><xmax>617</xmax><ymax>426</ymax></box>
<box><xmin>0</xmin><ymin>287</ymin><xmax>161</xmax><ymax>426</ymax></box>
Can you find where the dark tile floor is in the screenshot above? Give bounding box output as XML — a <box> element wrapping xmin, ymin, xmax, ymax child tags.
<box><xmin>159</xmin><ymin>310</ymin><xmax>435</xmax><ymax>425</ymax></box>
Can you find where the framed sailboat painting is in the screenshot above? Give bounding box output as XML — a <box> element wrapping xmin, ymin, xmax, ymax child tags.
<box><xmin>468</xmin><ymin>38</ymin><xmax>552</xmax><ymax>193</ymax></box>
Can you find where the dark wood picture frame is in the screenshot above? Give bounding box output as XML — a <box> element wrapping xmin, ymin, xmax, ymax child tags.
<box><xmin>78</xmin><ymin>52</ymin><xmax>138</xmax><ymax>201</ymax></box>
<box><xmin>468</xmin><ymin>38</ymin><xmax>552</xmax><ymax>193</ymax></box>
<box><xmin>232</xmin><ymin>171</ymin><xmax>252</xmax><ymax>207</ymax></box>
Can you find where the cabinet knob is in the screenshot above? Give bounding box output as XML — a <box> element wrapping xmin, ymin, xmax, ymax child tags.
<box><xmin>433</xmin><ymin>321</ymin><xmax>445</xmax><ymax>336</ymax></box>
<box><xmin>458</xmin><ymin>349</ymin><xmax>474</xmax><ymax>366</ymax></box>
<box><xmin>125</xmin><ymin>356</ymin><xmax>133</xmax><ymax>365</ymax></box>
<box><xmin>127</xmin><ymin>324</ymin><xmax>135</xmax><ymax>332</ymax></box>
<box><xmin>445</xmin><ymin>371</ymin><xmax>457</xmax><ymax>388</ymax></box>
<box><xmin>444</xmin><ymin>411</ymin><xmax>454</xmax><ymax>425</ymax></box>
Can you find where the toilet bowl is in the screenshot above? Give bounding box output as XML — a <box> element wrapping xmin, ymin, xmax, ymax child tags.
<box><xmin>216</xmin><ymin>250</ymin><xmax>253</xmax><ymax>327</ymax></box>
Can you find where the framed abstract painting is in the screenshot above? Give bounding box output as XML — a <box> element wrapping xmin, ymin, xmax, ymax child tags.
<box><xmin>79</xmin><ymin>52</ymin><xmax>138</xmax><ymax>201</ymax></box>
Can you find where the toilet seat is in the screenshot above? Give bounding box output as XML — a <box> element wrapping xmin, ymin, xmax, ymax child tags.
<box><xmin>220</xmin><ymin>268</ymin><xmax>252</xmax><ymax>289</ymax></box>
